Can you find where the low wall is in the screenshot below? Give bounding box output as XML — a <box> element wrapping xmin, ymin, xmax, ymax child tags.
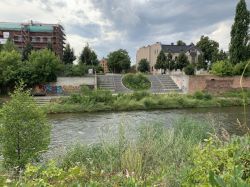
<box><xmin>171</xmin><ymin>75</ymin><xmax>189</xmax><ymax>93</ymax></box>
<box><xmin>188</xmin><ymin>75</ymin><xmax>250</xmax><ymax>94</ymax></box>
<box><xmin>32</xmin><ymin>77</ymin><xmax>96</xmax><ymax>95</ymax></box>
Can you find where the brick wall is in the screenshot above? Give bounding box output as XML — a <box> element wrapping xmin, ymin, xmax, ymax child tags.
<box><xmin>188</xmin><ymin>75</ymin><xmax>250</xmax><ymax>94</ymax></box>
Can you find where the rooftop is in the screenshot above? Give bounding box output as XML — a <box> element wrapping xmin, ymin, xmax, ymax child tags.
<box><xmin>0</xmin><ymin>21</ymin><xmax>64</xmax><ymax>33</ymax></box>
<box><xmin>161</xmin><ymin>43</ymin><xmax>200</xmax><ymax>53</ymax></box>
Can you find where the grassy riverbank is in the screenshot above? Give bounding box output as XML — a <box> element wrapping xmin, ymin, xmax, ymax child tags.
<box><xmin>42</xmin><ymin>89</ymin><xmax>250</xmax><ymax>114</ymax></box>
<box><xmin>1</xmin><ymin>118</ymin><xmax>249</xmax><ymax>186</ymax></box>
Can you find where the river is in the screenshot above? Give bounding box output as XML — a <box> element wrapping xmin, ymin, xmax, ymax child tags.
<box><xmin>48</xmin><ymin>106</ymin><xmax>250</xmax><ymax>153</ymax></box>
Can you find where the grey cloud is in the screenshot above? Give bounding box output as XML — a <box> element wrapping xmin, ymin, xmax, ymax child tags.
<box><xmin>68</xmin><ymin>23</ymin><xmax>102</xmax><ymax>38</ymax></box>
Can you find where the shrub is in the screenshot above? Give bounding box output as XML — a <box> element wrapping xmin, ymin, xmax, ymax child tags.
<box><xmin>0</xmin><ymin>84</ymin><xmax>51</xmax><ymax>170</ymax></box>
<box><xmin>184</xmin><ymin>64</ymin><xmax>195</xmax><ymax>75</ymax></box>
<box><xmin>182</xmin><ymin>135</ymin><xmax>250</xmax><ymax>186</ymax></box>
<box><xmin>233</xmin><ymin>61</ymin><xmax>250</xmax><ymax>77</ymax></box>
<box><xmin>137</xmin><ymin>59</ymin><xmax>150</xmax><ymax>73</ymax></box>
<box><xmin>193</xmin><ymin>91</ymin><xmax>212</xmax><ymax>100</ymax></box>
<box><xmin>122</xmin><ymin>73</ymin><xmax>151</xmax><ymax>91</ymax></box>
<box><xmin>211</xmin><ymin>60</ymin><xmax>234</xmax><ymax>76</ymax></box>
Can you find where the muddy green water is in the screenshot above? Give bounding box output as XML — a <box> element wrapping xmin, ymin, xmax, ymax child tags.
<box><xmin>48</xmin><ymin>106</ymin><xmax>250</xmax><ymax>152</ymax></box>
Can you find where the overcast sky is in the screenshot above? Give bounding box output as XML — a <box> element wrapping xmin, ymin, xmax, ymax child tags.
<box><xmin>0</xmin><ymin>0</ymin><xmax>249</xmax><ymax>63</ymax></box>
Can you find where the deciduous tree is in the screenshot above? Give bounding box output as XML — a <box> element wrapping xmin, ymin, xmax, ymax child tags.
<box><xmin>79</xmin><ymin>44</ymin><xmax>98</xmax><ymax>66</ymax></box>
<box><xmin>107</xmin><ymin>49</ymin><xmax>131</xmax><ymax>73</ymax></box>
<box><xmin>0</xmin><ymin>84</ymin><xmax>51</xmax><ymax>170</ymax></box>
<box><xmin>175</xmin><ymin>53</ymin><xmax>189</xmax><ymax>71</ymax></box>
<box><xmin>138</xmin><ymin>58</ymin><xmax>150</xmax><ymax>73</ymax></box>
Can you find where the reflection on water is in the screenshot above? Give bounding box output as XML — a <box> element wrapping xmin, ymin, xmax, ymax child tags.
<box><xmin>49</xmin><ymin>106</ymin><xmax>250</xmax><ymax>152</ymax></box>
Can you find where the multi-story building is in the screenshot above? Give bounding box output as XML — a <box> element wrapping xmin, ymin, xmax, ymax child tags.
<box><xmin>136</xmin><ymin>42</ymin><xmax>202</xmax><ymax>73</ymax></box>
<box><xmin>99</xmin><ymin>58</ymin><xmax>109</xmax><ymax>74</ymax></box>
<box><xmin>0</xmin><ymin>21</ymin><xmax>65</xmax><ymax>59</ymax></box>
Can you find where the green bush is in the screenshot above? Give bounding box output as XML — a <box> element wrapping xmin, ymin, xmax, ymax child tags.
<box><xmin>233</xmin><ymin>61</ymin><xmax>250</xmax><ymax>77</ymax></box>
<box><xmin>182</xmin><ymin>135</ymin><xmax>250</xmax><ymax>186</ymax></box>
<box><xmin>122</xmin><ymin>73</ymin><xmax>151</xmax><ymax>91</ymax></box>
<box><xmin>211</xmin><ymin>60</ymin><xmax>234</xmax><ymax>76</ymax></box>
<box><xmin>0</xmin><ymin>85</ymin><xmax>51</xmax><ymax>170</ymax></box>
<box><xmin>184</xmin><ymin>64</ymin><xmax>195</xmax><ymax>75</ymax></box>
<box><xmin>193</xmin><ymin>91</ymin><xmax>212</xmax><ymax>100</ymax></box>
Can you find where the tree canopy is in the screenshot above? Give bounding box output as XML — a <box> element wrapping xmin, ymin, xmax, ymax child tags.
<box><xmin>79</xmin><ymin>44</ymin><xmax>98</xmax><ymax>66</ymax></box>
<box><xmin>155</xmin><ymin>50</ymin><xmax>168</xmax><ymax>72</ymax></box>
<box><xmin>196</xmin><ymin>36</ymin><xmax>219</xmax><ymax>65</ymax></box>
<box><xmin>138</xmin><ymin>58</ymin><xmax>150</xmax><ymax>73</ymax></box>
<box><xmin>175</xmin><ymin>53</ymin><xmax>190</xmax><ymax>70</ymax></box>
<box><xmin>229</xmin><ymin>0</ymin><xmax>250</xmax><ymax>64</ymax></box>
<box><xmin>177</xmin><ymin>40</ymin><xmax>186</xmax><ymax>46</ymax></box>
<box><xmin>0</xmin><ymin>84</ymin><xmax>51</xmax><ymax>170</ymax></box>
<box><xmin>63</xmin><ymin>44</ymin><xmax>76</xmax><ymax>64</ymax></box>
<box><xmin>107</xmin><ymin>49</ymin><xmax>131</xmax><ymax>73</ymax></box>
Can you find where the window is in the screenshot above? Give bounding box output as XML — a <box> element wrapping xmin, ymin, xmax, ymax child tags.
<box><xmin>35</xmin><ymin>37</ymin><xmax>40</xmax><ymax>42</ymax></box>
<box><xmin>43</xmin><ymin>37</ymin><xmax>48</xmax><ymax>42</ymax></box>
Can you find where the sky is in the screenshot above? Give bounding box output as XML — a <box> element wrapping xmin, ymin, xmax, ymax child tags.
<box><xmin>0</xmin><ymin>0</ymin><xmax>249</xmax><ymax>63</ymax></box>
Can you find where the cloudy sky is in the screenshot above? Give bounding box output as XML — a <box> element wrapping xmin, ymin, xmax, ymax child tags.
<box><xmin>0</xmin><ymin>0</ymin><xmax>249</xmax><ymax>63</ymax></box>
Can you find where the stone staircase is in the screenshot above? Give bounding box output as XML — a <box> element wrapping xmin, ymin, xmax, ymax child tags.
<box><xmin>148</xmin><ymin>75</ymin><xmax>181</xmax><ymax>93</ymax></box>
<box><xmin>33</xmin><ymin>97</ymin><xmax>52</xmax><ymax>105</ymax></box>
<box><xmin>113</xmin><ymin>75</ymin><xmax>132</xmax><ymax>93</ymax></box>
<box><xmin>97</xmin><ymin>75</ymin><xmax>115</xmax><ymax>92</ymax></box>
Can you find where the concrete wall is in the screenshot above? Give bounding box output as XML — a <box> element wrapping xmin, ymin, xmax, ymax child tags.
<box><xmin>48</xmin><ymin>76</ymin><xmax>96</xmax><ymax>94</ymax></box>
<box><xmin>171</xmin><ymin>75</ymin><xmax>189</xmax><ymax>93</ymax></box>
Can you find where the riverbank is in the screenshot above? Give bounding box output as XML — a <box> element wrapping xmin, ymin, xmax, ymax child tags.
<box><xmin>42</xmin><ymin>89</ymin><xmax>250</xmax><ymax>114</ymax></box>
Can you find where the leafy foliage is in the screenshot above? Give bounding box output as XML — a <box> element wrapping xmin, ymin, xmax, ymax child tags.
<box><xmin>154</xmin><ymin>50</ymin><xmax>168</xmax><ymax>72</ymax></box>
<box><xmin>177</xmin><ymin>40</ymin><xmax>186</xmax><ymax>46</ymax></box>
<box><xmin>0</xmin><ymin>84</ymin><xmax>51</xmax><ymax>170</ymax></box>
<box><xmin>63</xmin><ymin>44</ymin><xmax>76</xmax><ymax>64</ymax></box>
<box><xmin>122</xmin><ymin>73</ymin><xmax>151</xmax><ymax>91</ymax></box>
<box><xmin>211</xmin><ymin>60</ymin><xmax>234</xmax><ymax>76</ymax></box>
<box><xmin>21</xmin><ymin>42</ymin><xmax>33</xmax><ymax>61</ymax></box>
<box><xmin>229</xmin><ymin>0</ymin><xmax>250</xmax><ymax>64</ymax></box>
<box><xmin>233</xmin><ymin>61</ymin><xmax>250</xmax><ymax>77</ymax></box>
<box><xmin>184</xmin><ymin>64</ymin><xmax>195</xmax><ymax>75</ymax></box>
<box><xmin>196</xmin><ymin>35</ymin><xmax>220</xmax><ymax>65</ymax></box>
<box><xmin>79</xmin><ymin>44</ymin><xmax>98</xmax><ymax>66</ymax></box>
<box><xmin>107</xmin><ymin>49</ymin><xmax>131</xmax><ymax>73</ymax></box>
<box><xmin>175</xmin><ymin>52</ymin><xmax>190</xmax><ymax>70</ymax></box>
<box><xmin>137</xmin><ymin>58</ymin><xmax>150</xmax><ymax>73</ymax></box>
<box><xmin>182</xmin><ymin>136</ymin><xmax>250</xmax><ymax>186</ymax></box>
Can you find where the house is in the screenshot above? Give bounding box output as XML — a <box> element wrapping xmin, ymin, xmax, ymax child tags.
<box><xmin>0</xmin><ymin>21</ymin><xmax>65</xmax><ymax>59</ymax></box>
<box><xmin>99</xmin><ymin>58</ymin><xmax>109</xmax><ymax>74</ymax></box>
<box><xmin>136</xmin><ymin>42</ymin><xmax>202</xmax><ymax>73</ymax></box>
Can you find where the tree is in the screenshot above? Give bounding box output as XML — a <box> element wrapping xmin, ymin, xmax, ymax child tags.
<box><xmin>138</xmin><ymin>58</ymin><xmax>150</xmax><ymax>73</ymax></box>
<box><xmin>107</xmin><ymin>49</ymin><xmax>131</xmax><ymax>73</ymax></box>
<box><xmin>196</xmin><ymin>36</ymin><xmax>219</xmax><ymax>65</ymax></box>
<box><xmin>177</xmin><ymin>40</ymin><xmax>186</xmax><ymax>46</ymax></box>
<box><xmin>0</xmin><ymin>50</ymin><xmax>22</xmax><ymax>94</ymax></box>
<box><xmin>63</xmin><ymin>44</ymin><xmax>76</xmax><ymax>64</ymax></box>
<box><xmin>184</xmin><ymin>64</ymin><xmax>195</xmax><ymax>75</ymax></box>
<box><xmin>229</xmin><ymin>0</ymin><xmax>250</xmax><ymax>64</ymax></box>
<box><xmin>27</xmin><ymin>49</ymin><xmax>61</xmax><ymax>85</ymax></box>
<box><xmin>22</xmin><ymin>42</ymin><xmax>33</xmax><ymax>61</ymax></box>
<box><xmin>2</xmin><ymin>38</ymin><xmax>18</xmax><ymax>52</ymax></box>
<box><xmin>155</xmin><ymin>50</ymin><xmax>168</xmax><ymax>73</ymax></box>
<box><xmin>175</xmin><ymin>53</ymin><xmax>189</xmax><ymax>70</ymax></box>
<box><xmin>79</xmin><ymin>44</ymin><xmax>98</xmax><ymax>66</ymax></box>
<box><xmin>217</xmin><ymin>50</ymin><xmax>228</xmax><ymax>61</ymax></box>
<box><xmin>197</xmin><ymin>54</ymin><xmax>207</xmax><ymax>70</ymax></box>
<box><xmin>0</xmin><ymin>84</ymin><xmax>51</xmax><ymax>170</ymax></box>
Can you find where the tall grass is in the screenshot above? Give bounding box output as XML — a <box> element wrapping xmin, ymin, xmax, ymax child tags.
<box><xmin>58</xmin><ymin>118</ymin><xmax>214</xmax><ymax>186</ymax></box>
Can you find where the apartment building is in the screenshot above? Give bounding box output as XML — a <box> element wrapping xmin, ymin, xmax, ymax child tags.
<box><xmin>136</xmin><ymin>42</ymin><xmax>202</xmax><ymax>73</ymax></box>
<box><xmin>0</xmin><ymin>21</ymin><xmax>65</xmax><ymax>59</ymax></box>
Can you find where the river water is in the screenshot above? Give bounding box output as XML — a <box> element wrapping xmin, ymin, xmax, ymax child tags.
<box><xmin>48</xmin><ymin>106</ymin><xmax>250</xmax><ymax>153</ymax></box>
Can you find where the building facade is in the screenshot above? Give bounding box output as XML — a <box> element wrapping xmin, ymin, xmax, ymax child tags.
<box><xmin>0</xmin><ymin>21</ymin><xmax>65</xmax><ymax>59</ymax></box>
<box><xmin>136</xmin><ymin>42</ymin><xmax>202</xmax><ymax>73</ymax></box>
<box><xmin>99</xmin><ymin>58</ymin><xmax>109</xmax><ymax>74</ymax></box>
